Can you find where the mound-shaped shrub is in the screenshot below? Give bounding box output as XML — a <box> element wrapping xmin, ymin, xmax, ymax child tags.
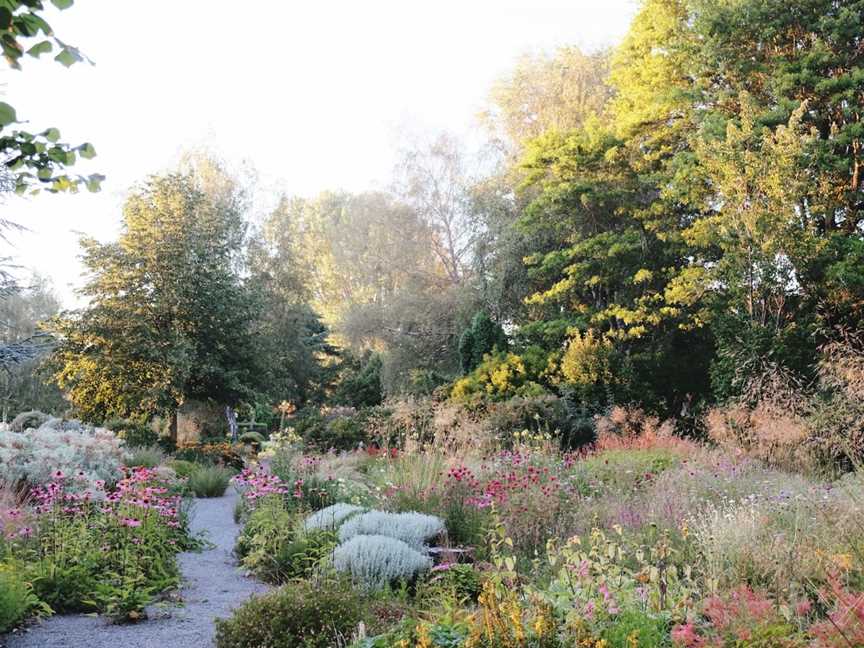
<box><xmin>338</xmin><ymin>510</ymin><xmax>444</xmax><ymax>549</ymax></box>
<box><xmin>304</xmin><ymin>502</ymin><xmax>365</xmax><ymax>532</ymax></box>
<box><xmin>0</xmin><ymin>424</ymin><xmax>125</xmax><ymax>488</ymax></box>
<box><xmin>214</xmin><ymin>578</ymin><xmax>363</xmax><ymax>648</ymax></box>
<box><xmin>333</xmin><ymin>534</ymin><xmax>433</xmax><ymax>590</ymax></box>
<box><xmin>10</xmin><ymin>410</ymin><xmax>50</xmax><ymax>433</ymax></box>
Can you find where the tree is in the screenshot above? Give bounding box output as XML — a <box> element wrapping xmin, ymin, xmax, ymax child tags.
<box><xmin>247</xmin><ymin>196</ymin><xmax>336</xmax><ymax>405</ymax></box>
<box><xmin>482</xmin><ymin>46</ymin><xmax>613</xmax><ymax>155</ymax></box>
<box><xmin>458</xmin><ymin>311</ymin><xmax>508</xmax><ymax>374</ymax></box>
<box><xmin>0</xmin><ymin>273</ymin><xmax>65</xmax><ymax>418</ymax></box>
<box><xmin>394</xmin><ymin>133</ymin><xmax>479</xmax><ymax>286</ymax></box>
<box><xmin>0</xmin><ymin>0</ymin><xmax>103</xmax><ymax>194</ymax></box>
<box><xmin>46</xmin><ymin>163</ymin><xmax>260</xmax><ymax>422</ymax></box>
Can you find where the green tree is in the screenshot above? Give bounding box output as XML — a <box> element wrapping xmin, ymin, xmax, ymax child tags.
<box><xmin>459</xmin><ymin>311</ymin><xmax>508</xmax><ymax>374</ymax></box>
<box><xmin>46</xmin><ymin>163</ymin><xmax>260</xmax><ymax>421</ymax></box>
<box><xmin>0</xmin><ymin>274</ymin><xmax>66</xmax><ymax>418</ymax></box>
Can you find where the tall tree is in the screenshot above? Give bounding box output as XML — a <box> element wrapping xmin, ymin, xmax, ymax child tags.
<box><xmin>46</xmin><ymin>162</ymin><xmax>259</xmax><ymax>421</ymax></box>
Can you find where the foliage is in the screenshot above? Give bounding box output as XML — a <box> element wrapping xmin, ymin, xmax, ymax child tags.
<box><xmin>333</xmin><ymin>534</ymin><xmax>433</xmax><ymax>591</ymax></box>
<box><xmin>334</xmin><ymin>352</ymin><xmax>385</xmax><ymax>408</ymax></box>
<box><xmin>304</xmin><ymin>502</ymin><xmax>366</xmax><ymax>532</ymax></box>
<box><xmin>123</xmin><ymin>445</ymin><xmax>165</xmax><ymax>469</ymax></box>
<box><xmin>459</xmin><ymin>312</ymin><xmax>508</xmax><ymax>374</ymax></box>
<box><xmin>9</xmin><ymin>409</ymin><xmax>49</xmax><ymax>432</ymax></box>
<box><xmin>451</xmin><ymin>351</ymin><xmax>549</xmax><ymax>403</ymax></box>
<box><xmin>174</xmin><ymin>442</ymin><xmax>244</xmax><ymax>470</ymax></box>
<box><xmin>214</xmin><ymin>577</ymin><xmax>365</xmax><ymax>648</ymax></box>
<box><xmin>338</xmin><ymin>510</ymin><xmax>445</xmax><ymax>549</ymax></box>
<box><xmin>0</xmin><ymin>565</ymin><xmax>44</xmax><ymax>633</ymax></box>
<box><xmin>234</xmin><ymin>494</ymin><xmax>336</xmax><ymax>583</ymax></box>
<box><xmin>237</xmin><ymin>431</ymin><xmax>265</xmax><ymax>447</ymax></box>
<box><xmin>104</xmin><ymin>418</ymin><xmax>159</xmax><ymax>449</ymax></box>
<box><xmin>45</xmin><ymin>160</ymin><xmax>262</xmax><ymax>422</ymax></box>
<box><xmin>0</xmin><ymin>423</ymin><xmax>125</xmax><ymax>489</ymax></box>
<box><xmin>3</xmin><ymin>467</ymin><xmax>193</xmax><ymax>622</ymax></box>
<box><xmin>0</xmin><ymin>0</ymin><xmax>104</xmax><ymax>194</ymax></box>
<box><xmin>186</xmin><ymin>465</ymin><xmax>234</xmax><ymax>498</ymax></box>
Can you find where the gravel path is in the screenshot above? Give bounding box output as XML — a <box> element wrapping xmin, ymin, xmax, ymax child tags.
<box><xmin>2</xmin><ymin>490</ymin><xmax>269</xmax><ymax>648</ymax></box>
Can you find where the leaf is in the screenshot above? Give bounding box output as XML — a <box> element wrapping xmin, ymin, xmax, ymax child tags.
<box><xmin>27</xmin><ymin>40</ymin><xmax>53</xmax><ymax>58</ymax></box>
<box><xmin>51</xmin><ymin>0</ymin><xmax>75</xmax><ymax>9</ymax></box>
<box><xmin>54</xmin><ymin>48</ymin><xmax>78</xmax><ymax>67</ymax></box>
<box><xmin>43</xmin><ymin>127</ymin><xmax>61</xmax><ymax>142</ymax></box>
<box><xmin>78</xmin><ymin>142</ymin><xmax>96</xmax><ymax>159</ymax></box>
<box><xmin>0</xmin><ymin>102</ymin><xmax>16</xmax><ymax>127</ymax></box>
<box><xmin>0</xmin><ymin>8</ymin><xmax>11</xmax><ymax>30</ymax></box>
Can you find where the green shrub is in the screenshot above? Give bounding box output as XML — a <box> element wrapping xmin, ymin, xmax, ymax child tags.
<box><xmin>599</xmin><ymin>610</ymin><xmax>670</xmax><ymax>648</ymax></box>
<box><xmin>238</xmin><ymin>431</ymin><xmax>265</xmax><ymax>447</ymax></box>
<box><xmin>105</xmin><ymin>417</ymin><xmax>159</xmax><ymax>448</ymax></box>
<box><xmin>10</xmin><ymin>410</ymin><xmax>49</xmax><ymax>432</ymax></box>
<box><xmin>0</xmin><ymin>568</ymin><xmax>43</xmax><ymax>632</ymax></box>
<box><xmin>124</xmin><ymin>445</ymin><xmax>165</xmax><ymax>469</ymax></box>
<box><xmin>214</xmin><ymin>577</ymin><xmax>364</xmax><ymax>648</ymax></box>
<box><xmin>168</xmin><ymin>459</ymin><xmax>197</xmax><ymax>478</ymax></box>
<box><xmin>422</xmin><ymin>563</ymin><xmax>483</xmax><ymax>602</ymax></box>
<box><xmin>187</xmin><ymin>465</ymin><xmax>234</xmax><ymax>498</ymax></box>
<box><xmin>174</xmin><ymin>442</ymin><xmax>244</xmax><ymax>470</ymax></box>
<box><xmin>459</xmin><ymin>311</ymin><xmax>508</xmax><ymax>374</ymax></box>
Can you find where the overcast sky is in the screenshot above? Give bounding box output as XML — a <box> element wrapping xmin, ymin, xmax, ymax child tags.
<box><xmin>3</xmin><ymin>0</ymin><xmax>638</xmax><ymax>306</ymax></box>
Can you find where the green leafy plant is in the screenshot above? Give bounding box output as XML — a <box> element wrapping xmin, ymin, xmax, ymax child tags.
<box><xmin>0</xmin><ymin>566</ymin><xmax>46</xmax><ymax>632</ymax></box>
<box><xmin>187</xmin><ymin>465</ymin><xmax>234</xmax><ymax>498</ymax></box>
<box><xmin>214</xmin><ymin>577</ymin><xmax>365</xmax><ymax>648</ymax></box>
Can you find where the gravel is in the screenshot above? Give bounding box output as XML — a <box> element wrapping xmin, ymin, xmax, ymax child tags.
<box><xmin>2</xmin><ymin>490</ymin><xmax>269</xmax><ymax>648</ymax></box>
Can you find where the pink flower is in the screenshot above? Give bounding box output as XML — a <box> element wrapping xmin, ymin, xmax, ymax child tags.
<box><xmin>122</xmin><ymin>518</ymin><xmax>142</xmax><ymax>527</ymax></box>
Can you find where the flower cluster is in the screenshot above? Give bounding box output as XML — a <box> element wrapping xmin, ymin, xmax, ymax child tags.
<box><xmin>232</xmin><ymin>466</ymin><xmax>288</xmax><ymax>508</ymax></box>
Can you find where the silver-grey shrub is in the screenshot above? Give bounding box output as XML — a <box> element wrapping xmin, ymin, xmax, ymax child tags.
<box><xmin>332</xmin><ymin>534</ymin><xmax>432</xmax><ymax>590</ymax></box>
<box><xmin>304</xmin><ymin>503</ymin><xmax>365</xmax><ymax>532</ymax></box>
<box><xmin>338</xmin><ymin>510</ymin><xmax>444</xmax><ymax>549</ymax></box>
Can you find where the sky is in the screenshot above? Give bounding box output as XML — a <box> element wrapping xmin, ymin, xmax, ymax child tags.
<box><xmin>3</xmin><ymin>0</ymin><xmax>638</xmax><ymax>306</ymax></box>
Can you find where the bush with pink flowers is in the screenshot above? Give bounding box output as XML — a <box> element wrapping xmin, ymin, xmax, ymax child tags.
<box><xmin>0</xmin><ymin>467</ymin><xmax>197</xmax><ymax>625</ymax></box>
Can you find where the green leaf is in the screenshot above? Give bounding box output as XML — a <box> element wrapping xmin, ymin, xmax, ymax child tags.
<box><xmin>43</xmin><ymin>127</ymin><xmax>61</xmax><ymax>142</ymax></box>
<box><xmin>0</xmin><ymin>8</ymin><xmax>12</xmax><ymax>30</ymax></box>
<box><xmin>27</xmin><ymin>40</ymin><xmax>53</xmax><ymax>58</ymax></box>
<box><xmin>86</xmin><ymin>173</ymin><xmax>105</xmax><ymax>192</ymax></box>
<box><xmin>78</xmin><ymin>142</ymin><xmax>96</xmax><ymax>159</ymax></box>
<box><xmin>54</xmin><ymin>48</ymin><xmax>78</xmax><ymax>67</ymax></box>
<box><xmin>0</xmin><ymin>102</ymin><xmax>17</xmax><ymax>127</ymax></box>
<box><xmin>51</xmin><ymin>0</ymin><xmax>75</xmax><ymax>9</ymax></box>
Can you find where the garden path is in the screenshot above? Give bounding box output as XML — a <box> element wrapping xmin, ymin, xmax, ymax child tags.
<box><xmin>2</xmin><ymin>490</ymin><xmax>267</xmax><ymax>648</ymax></box>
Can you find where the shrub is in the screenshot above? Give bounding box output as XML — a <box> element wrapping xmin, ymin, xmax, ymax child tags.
<box><xmin>238</xmin><ymin>431</ymin><xmax>265</xmax><ymax>447</ymax></box>
<box><xmin>451</xmin><ymin>352</ymin><xmax>550</xmax><ymax>403</ymax></box>
<box><xmin>305</xmin><ymin>503</ymin><xmax>366</xmax><ymax>532</ymax></box>
<box><xmin>104</xmin><ymin>418</ymin><xmax>159</xmax><ymax>448</ymax></box>
<box><xmin>600</xmin><ymin>610</ymin><xmax>669</xmax><ymax>648</ymax></box>
<box><xmin>214</xmin><ymin>577</ymin><xmax>364</xmax><ymax>648</ymax></box>
<box><xmin>0</xmin><ymin>567</ymin><xmax>43</xmax><ymax>632</ymax></box>
<box><xmin>167</xmin><ymin>459</ymin><xmax>197</xmax><ymax>478</ymax></box>
<box><xmin>174</xmin><ymin>442</ymin><xmax>244</xmax><ymax>470</ymax></box>
<box><xmin>423</xmin><ymin>563</ymin><xmax>483</xmax><ymax>602</ymax></box>
<box><xmin>338</xmin><ymin>511</ymin><xmax>445</xmax><ymax>549</ymax></box>
<box><xmin>0</xmin><ymin>425</ymin><xmax>125</xmax><ymax>489</ymax></box>
<box><xmin>333</xmin><ymin>534</ymin><xmax>433</xmax><ymax>590</ymax></box>
<box><xmin>187</xmin><ymin>465</ymin><xmax>234</xmax><ymax>498</ymax></box>
<box><xmin>124</xmin><ymin>445</ymin><xmax>165</xmax><ymax>469</ymax></box>
<box><xmin>459</xmin><ymin>311</ymin><xmax>508</xmax><ymax>374</ymax></box>
<box><xmin>9</xmin><ymin>410</ymin><xmax>50</xmax><ymax>433</ymax></box>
